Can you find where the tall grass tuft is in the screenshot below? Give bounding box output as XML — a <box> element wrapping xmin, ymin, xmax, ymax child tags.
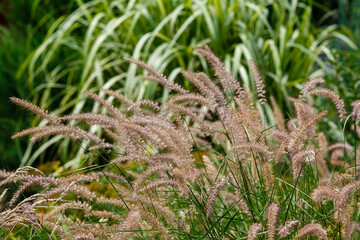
<box><xmin>1</xmin><ymin>47</ymin><xmax>360</xmax><ymax>239</ymax></box>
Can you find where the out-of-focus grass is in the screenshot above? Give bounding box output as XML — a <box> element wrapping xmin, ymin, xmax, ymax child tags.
<box><xmin>0</xmin><ymin>0</ymin><xmax>77</xmax><ymax>169</ymax></box>
<box><xmin>3</xmin><ymin>0</ymin><xmax>358</xmax><ymax>169</ymax></box>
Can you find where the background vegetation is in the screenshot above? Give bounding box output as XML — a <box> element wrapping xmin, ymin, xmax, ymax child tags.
<box><xmin>1</xmin><ymin>0</ymin><xmax>360</xmax><ymax>170</ymax></box>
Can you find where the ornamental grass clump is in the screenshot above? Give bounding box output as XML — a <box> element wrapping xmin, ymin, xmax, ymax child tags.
<box><xmin>1</xmin><ymin>46</ymin><xmax>360</xmax><ymax>239</ymax></box>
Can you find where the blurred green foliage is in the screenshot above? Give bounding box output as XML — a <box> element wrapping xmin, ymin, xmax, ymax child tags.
<box><xmin>0</xmin><ymin>0</ymin><xmax>359</xmax><ymax>169</ymax></box>
<box><xmin>0</xmin><ymin>0</ymin><xmax>76</xmax><ymax>169</ymax></box>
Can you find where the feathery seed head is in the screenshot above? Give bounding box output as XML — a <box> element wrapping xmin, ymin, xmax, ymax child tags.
<box><xmin>266</xmin><ymin>203</ymin><xmax>280</xmax><ymax>240</ymax></box>
<box><xmin>249</xmin><ymin>60</ymin><xmax>266</xmax><ymax>104</ymax></box>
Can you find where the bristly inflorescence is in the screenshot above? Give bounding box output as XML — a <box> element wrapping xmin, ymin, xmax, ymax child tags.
<box><xmin>298</xmin><ymin>77</ymin><xmax>325</xmax><ymax>101</ymax></box>
<box><xmin>308</xmin><ymin>88</ymin><xmax>347</xmax><ymax>121</ymax></box>
<box><xmin>247</xmin><ymin>223</ymin><xmax>262</xmax><ymax>240</ymax></box>
<box><xmin>278</xmin><ymin>220</ymin><xmax>299</xmax><ymax>238</ymax></box>
<box><xmin>293</xmin><ymin>223</ymin><xmax>328</xmax><ymax>240</ymax></box>
<box><xmin>266</xmin><ymin>203</ymin><xmax>280</xmax><ymax>240</ymax></box>
<box><xmin>249</xmin><ymin>60</ymin><xmax>266</xmax><ymax>105</ymax></box>
<box><xmin>195</xmin><ymin>45</ymin><xmax>244</xmax><ymax>98</ymax></box>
